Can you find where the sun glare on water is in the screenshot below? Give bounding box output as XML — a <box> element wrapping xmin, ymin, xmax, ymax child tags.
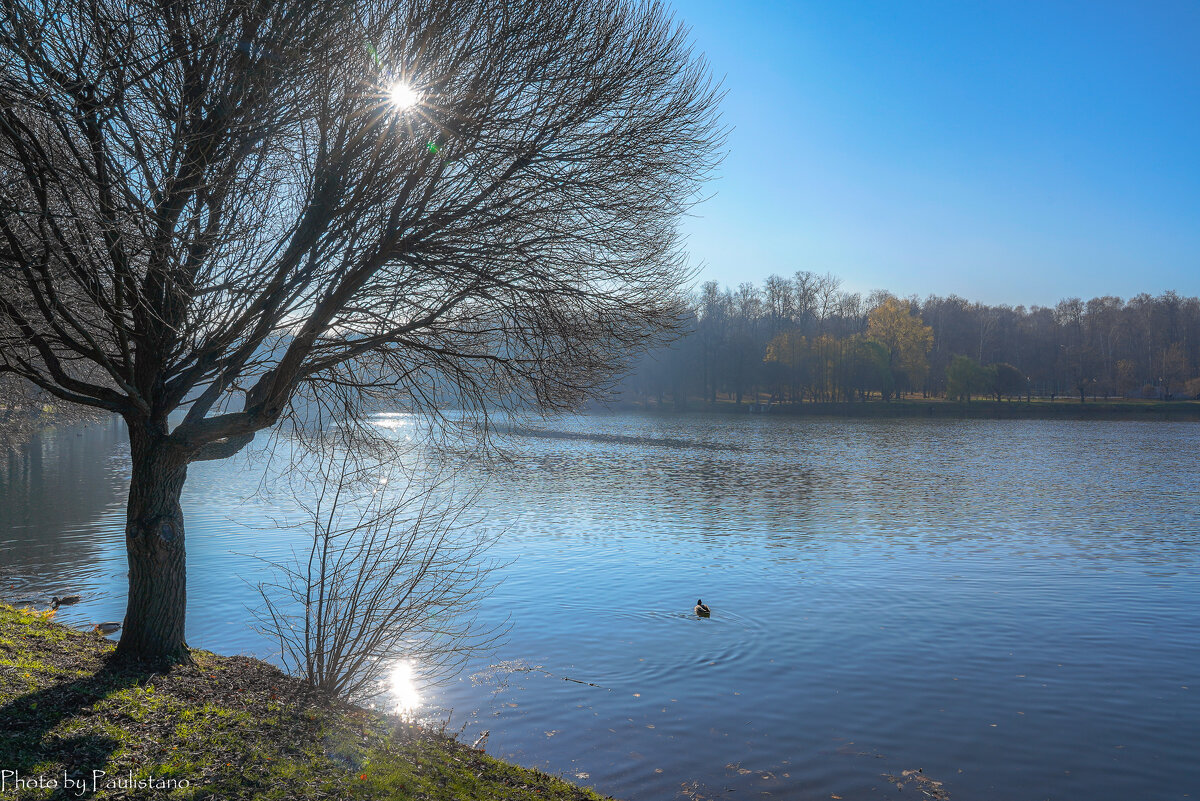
<box><xmin>387</xmin><ymin>81</ymin><xmax>421</xmax><ymax>110</ymax></box>
<box><xmin>389</xmin><ymin>660</ymin><xmax>422</xmax><ymax>715</ymax></box>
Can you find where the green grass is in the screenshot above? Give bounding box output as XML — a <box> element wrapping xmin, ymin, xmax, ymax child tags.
<box><xmin>0</xmin><ymin>604</ymin><xmax>610</xmax><ymax>800</ymax></box>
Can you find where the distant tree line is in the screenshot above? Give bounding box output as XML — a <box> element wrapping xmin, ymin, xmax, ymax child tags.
<box><xmin>617</xmin><ymin>272</ymin><xmax>1200</xmax><ymax>406</ymax></box>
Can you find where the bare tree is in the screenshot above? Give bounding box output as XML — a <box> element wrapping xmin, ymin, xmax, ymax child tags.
<box><xmin>253</xmin><ymin>433</ymin><xmax>499</xmax><ymax>702</ymax></box>
<box><xmin>0</xmin><ymin>0</ymin><xmax>722</xmax><ymax>659</ymax></box>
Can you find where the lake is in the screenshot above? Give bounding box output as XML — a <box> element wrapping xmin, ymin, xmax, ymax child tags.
<box><xmin>2</xmin><ymin>413</ymin><xmax>1198</xmax><ymax>800</ymax></box>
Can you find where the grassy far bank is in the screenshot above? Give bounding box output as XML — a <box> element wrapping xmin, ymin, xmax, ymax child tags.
<box><xmin>0</xmin><ymin>605</ymin><xmax>609</xmax><ymax>801</ymax></box>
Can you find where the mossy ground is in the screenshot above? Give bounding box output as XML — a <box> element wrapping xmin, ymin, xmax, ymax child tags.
<box><xmin>0</xmin><ymin>604</ymin><xmax>610</xmax><ymax>800</ymax></box>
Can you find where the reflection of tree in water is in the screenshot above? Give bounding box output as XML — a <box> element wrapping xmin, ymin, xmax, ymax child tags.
<box><xmin>0</xmin><ymin>418</ymin><xmax>128</xmax><ymax>599</ymax></box>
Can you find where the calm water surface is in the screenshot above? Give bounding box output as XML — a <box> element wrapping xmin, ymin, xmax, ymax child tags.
<box><xmin>2</xmin><ymin>414</ymin><xmax>1198</xmax><ymax>800</ymax></box>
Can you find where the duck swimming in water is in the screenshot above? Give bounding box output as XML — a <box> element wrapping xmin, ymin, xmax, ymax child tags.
<box><xmin>51</xmin><ymin>595</ymin><xmax>81</xmax><ymax>609</ymax></box>
<box><xmin>93</xmin><ymin>622</ymin><xmax>121</xmax><ymax>636</ymax></box>
<box><xmin>694</xmin><ymin>599</ymin><xmax>710</xmax><ymax>617</ymax></box>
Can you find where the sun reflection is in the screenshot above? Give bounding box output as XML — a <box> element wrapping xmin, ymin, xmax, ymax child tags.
<box><xmin>387</xmin><ymin>81</ymin><xmax>421</xmax><ymax>111</ymax></box>
<box><xmin>372</xmin><ymin>412</ymin><xmax>417</xmax><ymax>431</ymax></box>
<box><xmin>389</xmin><ymin>659</ymin><xmax>422</xmax><ymax>715</ymax></box>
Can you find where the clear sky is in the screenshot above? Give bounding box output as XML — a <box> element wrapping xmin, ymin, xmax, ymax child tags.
<box><xmin>671</xmin><ymin>0</ymin><xmax>1200</xmax><ymax>307</ymax></box>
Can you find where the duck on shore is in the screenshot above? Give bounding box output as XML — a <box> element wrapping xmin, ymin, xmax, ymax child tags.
<box><xmin>694</xmin><ymin>599</ymin><xmax>710</xmax><ymax>617</ymax></box>
<box><xmin>93</xmin><ymin>622</ymin><xmax>121</xmax><ymax>635</ymax></box>
<box><xmin>51</xmin><ymin>595</ymin><xmax>81</xmax><ymax>609</ymax></box>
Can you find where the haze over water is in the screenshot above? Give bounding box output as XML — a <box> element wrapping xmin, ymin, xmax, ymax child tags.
<box><xmin>2</xmin><ymin>414</ymin><xmax>1198</xmax><ymax>800</ymax></box>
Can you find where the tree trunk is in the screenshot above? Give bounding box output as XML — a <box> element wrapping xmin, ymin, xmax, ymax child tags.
<box><xmin>115</xmin><ymin>425</ymin><xmax>190</xmax><ymax>662</ymax></box>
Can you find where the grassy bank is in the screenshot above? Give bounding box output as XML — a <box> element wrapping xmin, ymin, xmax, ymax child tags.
<box><xmin>0</xmin><ymin>604</ymin><xmax>608</xmax><ymax>801</ymax></box>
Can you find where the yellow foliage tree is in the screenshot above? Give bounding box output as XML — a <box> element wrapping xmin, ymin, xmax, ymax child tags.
<box><xmin>866</xmin><ymin>298</ymin><xmax>934</xmax><ymax>393</ymax></box>
<box><xmin>764</xmin><ymin>330</ymin><xmax>807</xmax><ymax>370</ymax></box>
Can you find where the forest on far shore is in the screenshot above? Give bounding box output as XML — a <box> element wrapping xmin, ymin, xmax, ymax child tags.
<box><xmin>617</xmin><ymin>273</ymin><xmax>1200</xmax><ymax>407</ymax></box>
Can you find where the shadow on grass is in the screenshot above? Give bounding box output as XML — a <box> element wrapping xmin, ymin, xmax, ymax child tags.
<box><xmin>0</xmin><ymin>658</ymin><xmax>153</xmax><ymax>787</ymax></box>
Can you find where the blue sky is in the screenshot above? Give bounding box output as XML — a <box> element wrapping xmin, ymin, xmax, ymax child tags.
<box><xmin>671</xmin><ymin>0</ymin><xmax>1200</xmax><ymax>306</ymax></box>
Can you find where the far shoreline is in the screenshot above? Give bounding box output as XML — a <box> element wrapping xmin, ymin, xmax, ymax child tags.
<box><xmin>601</xmin><ymin>397</ymin><xmax>1200</xmax><ymax>422</ymax></box>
